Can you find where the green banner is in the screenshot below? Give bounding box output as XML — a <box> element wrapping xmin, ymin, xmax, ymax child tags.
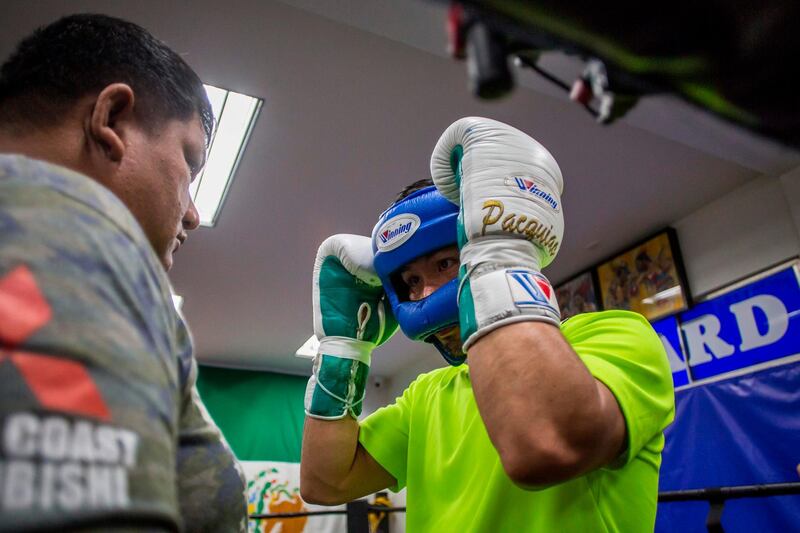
<box><xmin>196</xmin><ymin>366</ymin><xmax>306</xmax><ymax>462</ymax></box>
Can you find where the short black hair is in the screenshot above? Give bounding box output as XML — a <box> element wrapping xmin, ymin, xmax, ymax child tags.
<box><xmin>0</xmin><ymin>13</ymin><xmax>214</xmax><ymax>141</ymax></box>
<box><xmin>392</xmin><ymin>178</ymin><xmax>433</xmax><ymax>205</ymax></box>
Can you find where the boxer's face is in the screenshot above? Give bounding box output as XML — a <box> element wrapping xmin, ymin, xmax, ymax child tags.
<box><xmin>399</xmin><ymin>246</ymin><xmax>459</xmax><ymax>301</ymax></box>
<box><xmin>400</xmin><ymin>245</ymin><xmax>465</xmax><ymax>355</ymax></box>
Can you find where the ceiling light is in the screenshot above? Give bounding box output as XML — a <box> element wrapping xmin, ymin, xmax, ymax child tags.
<box><xmin>641</xmin><ymin>286</ymin><xmax>681</xmax><ymax>305</ymax></box>
<box><xmin>295</xmin><ymin>335</ymin><xmax>320</xmax><ymax>359</ymax></box>
<box><xmin>190</xmin><ymin>84</ymin><xmax>262</xmax><ymax>227</ymax></box>
<box><xmin>171</xmin><ymin>293</ymin><xmax>184</xmax><ymax>313</ymax></box>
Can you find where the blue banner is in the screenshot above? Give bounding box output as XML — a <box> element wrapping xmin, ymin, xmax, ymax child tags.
<box><xmin>656</xmin><ymin>361</ymin><xmax>800</xmax><ymax>532</ymax></box>
<box><xmin>679</xmin><ymin>266</ymin><xmax>800</xmax><ymax>382</ymax></box>
<box><xmin>655</xmin><ymin>264</ymin><xmax>800</xmax><ymax>532</ymax></box>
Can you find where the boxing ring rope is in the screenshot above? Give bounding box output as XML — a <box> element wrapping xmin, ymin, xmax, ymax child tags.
<box><xmin>657</xmin><ymin>482</ymin><xmax>800</xmax><ymax>533</ymax></box>
<box><xmin>250</xmin><ymin>500</ymin><xmax>405</xmax><ymax>533</ymax></box>
<box><xmin>250</xmin><ymin>482</ymin><xmax>800</xmax><ymax>533</ymax></box>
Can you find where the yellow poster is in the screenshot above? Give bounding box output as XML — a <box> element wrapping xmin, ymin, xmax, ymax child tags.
<box><xmin>596</xmin><ymin>231</ymin><xmax>687</xmax><ymax>321</ymax></box>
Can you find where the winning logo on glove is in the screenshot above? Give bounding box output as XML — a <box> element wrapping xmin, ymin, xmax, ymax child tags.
<box><xmin>506</xmin><ymin>270</ymin><xmax>558</xmax><ymax>312</ymax></box>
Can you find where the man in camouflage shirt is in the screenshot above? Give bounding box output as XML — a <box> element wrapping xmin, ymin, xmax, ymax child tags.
<box><xmin>0</xmin><ymin>14</ymin><xmax>246</xmax><ymax>532</ymax></box>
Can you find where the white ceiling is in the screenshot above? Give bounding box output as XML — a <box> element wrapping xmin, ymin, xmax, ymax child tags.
<box><xmin>2</xmin><ymin>0</ymin><xmax>798</xmax><ymax>378</ymax></box>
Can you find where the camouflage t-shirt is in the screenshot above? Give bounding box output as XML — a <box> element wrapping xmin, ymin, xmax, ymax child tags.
<box><xmin>0</xmin><ymin>155</ymin><xmax>247</xmax><ymax>532</ymax></box>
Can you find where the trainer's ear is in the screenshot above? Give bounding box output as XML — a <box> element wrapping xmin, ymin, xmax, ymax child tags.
<box><xmin>88</xmin><ymin>83</ymin><xmax>135</xmax><ymax>163</ymax></box>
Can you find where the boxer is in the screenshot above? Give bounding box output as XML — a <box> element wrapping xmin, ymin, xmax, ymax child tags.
<box><xmin>300</xmin><ymin>117</ymin><xmax>675</xmax><ymax>532</ymax></box>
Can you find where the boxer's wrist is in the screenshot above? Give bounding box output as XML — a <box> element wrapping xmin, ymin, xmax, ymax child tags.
<box><xmin>458</xmin><ymin>239</ymin><xmax>560</xmax><ymax>350</ymax></box>
<box><xmin>305</xmin><ymin>349</ymin><xmax>371</xmax><ymax>420</ymax></box>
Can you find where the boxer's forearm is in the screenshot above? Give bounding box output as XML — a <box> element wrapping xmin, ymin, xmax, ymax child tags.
<box><xmin>300</xmin><ymin>417</ymin><xmax>395</xmax><ymax>505</ymax></box>
<box><xmin>468</xmin><ymin>321</ymin><xmax>625</xmax><ymax>488</ymax></box>
<box><xmin>300</xmin><ymin>417</ymin><xmax>359</xmax><ymax>503</ymax></box>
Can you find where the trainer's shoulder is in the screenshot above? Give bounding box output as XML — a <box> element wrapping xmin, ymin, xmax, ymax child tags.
<box><xmin>0</xmin><ymin>154</ymin><xmax>149</xmax><ymax>248</ymax></box>
<box><xmin>0</xmin><ymin>154</ymin><xmax>178</xmax><ymax>366</ymax></box>
<box><xmin>0</xmin><ymin>154</ymin><xmax>167</xmax><ymax>288</ymax></box>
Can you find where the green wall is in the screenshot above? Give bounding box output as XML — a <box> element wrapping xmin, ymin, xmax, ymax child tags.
<box><xmin>196</xmin><ymin>365</ymin><xmax>306</xmax><ymax>462</ymax></box>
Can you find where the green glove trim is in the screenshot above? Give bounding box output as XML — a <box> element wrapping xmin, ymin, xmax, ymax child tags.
<box><xmin>449</xmin><ymin>144</ymin><xmax>470</xmax><ymax>251</ymax></box>
<box><xmin>319</xmin><ymin>256</ymin><xmax>390</xmax><ymax>342</ymax></box>
<box><xmin>457</xmin><ymin>266</ymin><xmax>478</xmax><ymax>347</ymax></box>
<box><xmin>449</xmin><ymin>144</ymin><xmax>464</xmax><ymax>185</ymax></box>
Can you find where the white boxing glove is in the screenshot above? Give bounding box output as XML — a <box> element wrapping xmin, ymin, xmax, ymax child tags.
<box><xmin>430</xmin><ymin>117</ymin><xmax>564</xmax><ymax>350</ymax></box>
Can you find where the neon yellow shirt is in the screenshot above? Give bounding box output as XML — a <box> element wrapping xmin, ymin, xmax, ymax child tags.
<box><xmin>359</xmin><ymin>310</ymin><xmax>675</xmax><ymax>532</ymax></box>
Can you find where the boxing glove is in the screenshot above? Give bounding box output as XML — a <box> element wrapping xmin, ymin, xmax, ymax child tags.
<box><xmin>305</xmin><ymin>234</ymin><xmax>397</xmax><ymax>419</ymax></box>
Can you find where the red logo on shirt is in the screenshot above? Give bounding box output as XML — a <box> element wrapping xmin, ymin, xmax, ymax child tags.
<box><xmin>0</xmin><ymin>265</ymin><xmax>110</xmax><ymax>421</ymax></box>
<box><xmin>0</xmin><ymin>265</ymin><xmax>51</xmax><ymax>345</ymax></box>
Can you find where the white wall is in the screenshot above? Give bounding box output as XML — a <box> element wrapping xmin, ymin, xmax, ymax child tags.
<box><xmin>674</xmin><ymin>167</ymin><xmax>800</xmax><ymax>299</ymax></box>
<box><xmin>361</xmin><ymin>374</ymin><xmax>394</xmax><ymax>417</ymax></box>
<box><xmin>779</xmin><ymin>166</ymin><xmax>800</xmax><ymax>241</ymax></box>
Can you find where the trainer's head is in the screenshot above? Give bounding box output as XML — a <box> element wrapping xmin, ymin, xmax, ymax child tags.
<box><xmin>0</xmin><ymin>13</ymin><xmax>214</xmax><ymax>271</ymax></box>
<box><xmin>372</xmin><ymin>179</ymin><xmax>465</xmax><ymax>365</ymax></box>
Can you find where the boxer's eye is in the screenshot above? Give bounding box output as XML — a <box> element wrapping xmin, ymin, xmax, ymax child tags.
<box><xmin>437</xmin><ymin>258</ymin><xmax>457</xmax><ymax>273</ymax></box>
<box><xmin>402</xmin><ymin>273</ymin><xmax>421</xmax><ymax>290</ymax></box>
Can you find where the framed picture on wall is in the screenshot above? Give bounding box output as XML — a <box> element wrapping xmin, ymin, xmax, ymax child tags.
<box><xmin>555</xmin><ymin>270</ymin><xmax>601</xmax><ymax>320</ymax></box>
<box><xmin>595</xmin><ymin>228</ymin><xmax>690</xmax><ymax>322</ymax></box>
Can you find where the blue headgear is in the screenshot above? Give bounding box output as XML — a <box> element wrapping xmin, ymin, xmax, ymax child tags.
<box><xmin>372</xmin><ymin>186</ymin><xmax>465</xmax><ymax>366</ymax></box>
